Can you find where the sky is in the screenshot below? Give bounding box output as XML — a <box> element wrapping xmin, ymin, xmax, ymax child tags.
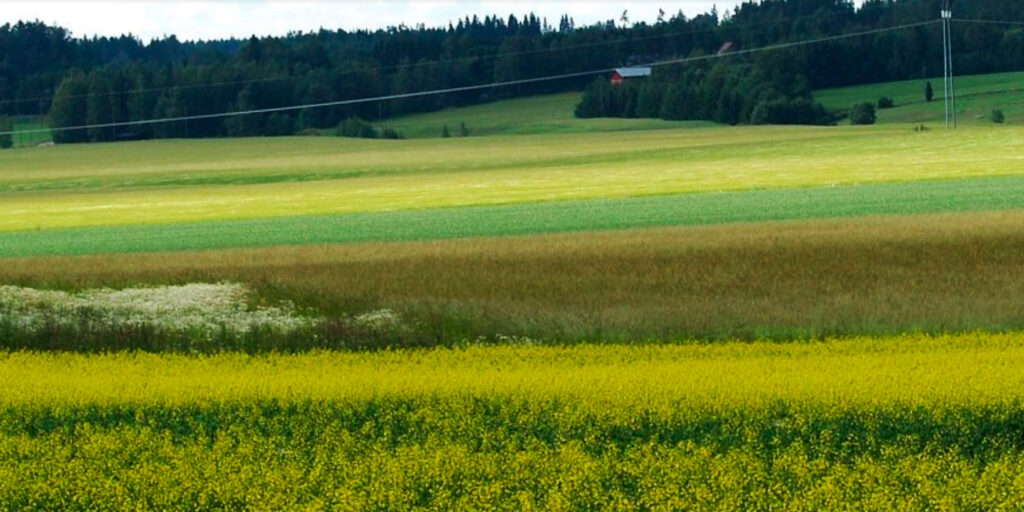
<box><xmin>3</xmin><ymin>1</ymin><xmax>736</xmax><ymax>42</ymax></box>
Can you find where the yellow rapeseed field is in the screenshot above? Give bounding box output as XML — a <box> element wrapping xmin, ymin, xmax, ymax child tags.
<box><xmin>3</xmin><ymin>332</ymin><xmax>1024</xmax><ymax>407</ymax></box>
<box><xmin>3</xmin><ymin>333</ymin><xmax>1024</xmax><ymax>509</ymax></box>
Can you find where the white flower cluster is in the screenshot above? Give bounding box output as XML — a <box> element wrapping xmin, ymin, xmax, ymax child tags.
<box><xmin>352</xmin><ymin>309</ymin><xmax>402</xmax><ymax>331</ymax></box>
<box><xmin>0</xmin><ymin>282</ymin><xmax>312</xmax><ymax>334</ymax></box>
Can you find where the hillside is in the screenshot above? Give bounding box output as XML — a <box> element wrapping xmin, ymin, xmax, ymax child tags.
<box><xmin>7</xmin><ymin>68</ymin><xmax>1021</xmax><ymax>149</ymax></box>
<box><xmin>816</xmin><ymin>70</ymin><xmax>1024</xmax><ymax>125</ymax></box>
<box><xmin>381</xmin><ymin>69</ymin><xmax>1024</xmax><ymax>138</ymax></box>
<box><xmin>385</xmin><ymin>92</ymin><xmax>713</xmax><ymax>138</ymax></box>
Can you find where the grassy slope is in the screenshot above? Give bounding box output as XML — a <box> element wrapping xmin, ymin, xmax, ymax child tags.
<box><xmin>815</xmin><ymin>70</ymin><xmax>1024</xmax><ymax>125</ymax></box>
<box><xmin>385</xmin><ymin>92</ymin><xmax>713</xmax><ymax>138</ymax></box>
<box><xmin>1</xmin><ymin>125</ymin><xmax>1022</xmax><ymax>231</ymax></box>
<box><xmin>391</xmin><ymin>70</ymin><xmax>1024</xmax><ymax>137</ymax></box>
<box><xmin>386</xmin><ymin>70</ymin><xmax>1024</xmax><ymax>136</ymax></box>
<box><xmin>4</xmin><ymin>210</ymin><xmax>1022</xmax><ymax>341</ymax></box>
<box><xmin>0</xmin><ymin>175</ymin><xmax>1021</xmax><ymax>258</ymax></box>
<box><xmin>4</xmin><ymin>334</ymin><xmax>1024</xmax><ymax>509</ymax></box>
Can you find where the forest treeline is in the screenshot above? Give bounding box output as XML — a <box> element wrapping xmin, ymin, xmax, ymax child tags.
<box><xmin>2</xmin><ymin>0</ymin><xmax>1024</xmax><ymax>142</ymax></box>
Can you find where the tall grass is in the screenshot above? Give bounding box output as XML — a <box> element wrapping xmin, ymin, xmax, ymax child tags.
<box><xmin>2</xmin><ymin>211</ymin><xmax>1021</xmax><ymax>348</ymax></box>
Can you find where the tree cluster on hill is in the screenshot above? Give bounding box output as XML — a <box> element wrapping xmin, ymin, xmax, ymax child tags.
<box><xmin>849</xmin><ymin>102</ymin><xmax>878</xmax><ymax>124</ymax></box>
<box><xmin>2</xmin><ymin>0</ymin><xmax>1024</xmax><ymax>142</ymax></box>
<box><xmin>336</xmin><ymin>117</ymin><xmax>404</xmax><ymax>139</ymax></box>
<box><xmin>575</xmin><ymin>49</ymin><xmax>834</xmax><ymax>125</ymax></box>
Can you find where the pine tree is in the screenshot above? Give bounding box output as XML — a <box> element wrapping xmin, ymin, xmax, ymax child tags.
<box><xmin>85</xmin><ymin>71</ymin><xmax>114</xmax><ymax>142</ymax></box>
<box><xmin>0</xmin><ymin>117</ymin><xmax>13</xmax><ymax>149</ymax></box>
<box><xmin>48</xmin><ymin>71</ymin><xmax>90</xmax><ymax>144</ymax></box>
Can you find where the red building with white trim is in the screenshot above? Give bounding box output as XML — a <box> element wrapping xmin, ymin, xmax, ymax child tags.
<box><xmin>610</xmin><ymin>67</ymin><xmax>652</xmax><ymax>85</ymax></box>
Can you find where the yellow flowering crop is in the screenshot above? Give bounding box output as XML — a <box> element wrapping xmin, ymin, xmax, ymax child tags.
<box><xmin>2</xmin><ymin>332</ymin><xmax>1024</xmax><ymax>509</ymax></box>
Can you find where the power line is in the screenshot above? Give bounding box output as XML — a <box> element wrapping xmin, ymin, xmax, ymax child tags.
<box><xmin>953</xmin><ymin>18</ymin><xmax>1024</xmax><ymax>27</ymax></box>
<box><xmin>0</xmin><ymin>11</ymin><xmax>846</xmax><ymax>107</ymax></box>
<box><xmin>1</xmin><ymin>20</ymin><xmax>939</xmax><ymax>137</ymax></box>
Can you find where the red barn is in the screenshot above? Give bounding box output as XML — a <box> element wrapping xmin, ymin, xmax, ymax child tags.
<box><xmin>610</xmin><ymin>67</ymin><xmax>652</xmax><ymax>85</ymax></box>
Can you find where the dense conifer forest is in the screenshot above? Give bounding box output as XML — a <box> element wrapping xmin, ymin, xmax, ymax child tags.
<box><xmin>2</xmin><ymin>0</ymin><xmax>1023</xmax><ymax>141</ymax></box>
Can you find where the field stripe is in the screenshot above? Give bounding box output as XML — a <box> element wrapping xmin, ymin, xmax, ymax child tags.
<box><xmin>1</xmin><ymin>175</ymin><xmax>1022</xmax><ymax>258</ymax></box>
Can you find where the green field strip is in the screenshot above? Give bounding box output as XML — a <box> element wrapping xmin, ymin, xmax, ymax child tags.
<box><xmin>1</xmin><ymin>175</ymin><xmax>1021</xmax><ymax>259</ymax></box>
<box><xmin>0</xmin><ymin>126</ymin><xmax>856</xmax><ymax>194</ymax></box>
<box><xmin>0</xmin><ymin>127</ymin><xmax>815</xmax><ymax>194</ymax></box>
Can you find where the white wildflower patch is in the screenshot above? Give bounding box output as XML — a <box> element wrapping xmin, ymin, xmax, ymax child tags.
<box><xmin>352</xmin><ymin>309</ymin><xmax>402</xmax><ymax>331</ymax></box>
<box><xmin>0</xmin><ymin>282</ymin><xmax>312</xmax><ymax>335</ymax></box>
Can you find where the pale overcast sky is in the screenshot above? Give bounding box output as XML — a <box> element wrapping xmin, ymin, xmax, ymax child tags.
<box><xmin>3</xmin><ymin>1</ymin><xmax>749</xmax><ymax>42</ymax></box>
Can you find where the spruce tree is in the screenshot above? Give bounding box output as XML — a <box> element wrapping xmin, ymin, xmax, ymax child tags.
<box><xmin>0</xmin><ymin>117</ymin><xmax>13</xmax><ymax>149</ymax></box>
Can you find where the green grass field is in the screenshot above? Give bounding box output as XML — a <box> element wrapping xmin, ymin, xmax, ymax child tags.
<box><xmin>386</xmin><ymin>92</ymin><xmax>713</xmax><ymax>138</ymax></box>
<box><xmin>816</xmin><ymin>70</ymin><xmax>1024</xmax><ymax>125</ymax></box>
<box><xmin>0</xmin><ymin>175</ymin><xmax>1021</xmax><ymax>258</ymax></box>
<box><xmin>1</xmin><ymin>125</ymin><xmax>1021</xmax><ymax>231</ymax></box>
<box><xmin>4</xmin><ymin>333</ymin><xmax>1024</xmax><ymax>509</ymax></box>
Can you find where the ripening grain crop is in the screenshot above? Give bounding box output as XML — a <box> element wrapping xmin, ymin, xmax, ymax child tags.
<box><xmin>2</xmin><ymin>210</ymin><xmax>1022</xmax><ymax>346</ymax></box>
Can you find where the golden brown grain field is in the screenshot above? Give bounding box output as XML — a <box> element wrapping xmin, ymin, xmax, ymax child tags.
<box><xmin>4</xmin><ymin>209</ymin><xmax>1022</xmax><ymax>342</ymax></box>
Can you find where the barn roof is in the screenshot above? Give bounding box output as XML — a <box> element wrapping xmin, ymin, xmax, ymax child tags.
<box><xmin>613</xmin><ymin>67</ymin><xmax>652</xmax><ymax>78</ymax></box>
